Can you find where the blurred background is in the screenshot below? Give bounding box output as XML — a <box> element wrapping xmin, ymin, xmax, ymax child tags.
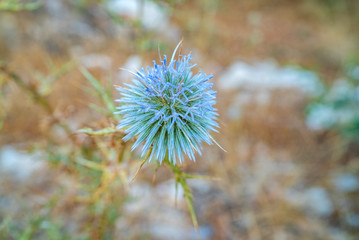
<box><xmin>0</xmin><ymin>0</ymin><xmax>359</xmax><ymax>239</ymax></box>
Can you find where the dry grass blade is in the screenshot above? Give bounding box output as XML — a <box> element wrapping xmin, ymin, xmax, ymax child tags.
<box><xmin>130</xmin><ymin>158</ymin><xmax>147</xmax><ymax>183</ymax></box>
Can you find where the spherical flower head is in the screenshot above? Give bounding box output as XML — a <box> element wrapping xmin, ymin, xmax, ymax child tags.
<box><xmin>115</xmin><ymin>45</ymin><xmax>220</xmax><ymax>165</ymax></box>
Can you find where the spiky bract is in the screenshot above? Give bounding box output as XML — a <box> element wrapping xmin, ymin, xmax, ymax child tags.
<box><xmin>115</xmin><ymin>51</ymin><xmax>219</xmax><ymax>165</ymax></box>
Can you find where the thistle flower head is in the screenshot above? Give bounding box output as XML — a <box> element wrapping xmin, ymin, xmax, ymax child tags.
<box><xmin>115</xmin><ymin>44</ymin><xmax>219</xmax><ymax>164</ymax></box>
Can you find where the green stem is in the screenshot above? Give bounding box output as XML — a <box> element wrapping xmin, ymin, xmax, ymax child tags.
<box><xmin>1</xmin><ymin>64</ymin><xmax>73</xmax><ymax>136</ymax></box>
<box><xmin>165</xmin><ymin>159</ymin><xmax>199</xmax><ymax>233</ymax></box>
<box><xmin>117</xmin><ymin>141</ymin><xmax>126</xmax><ymax>163</ymax></box>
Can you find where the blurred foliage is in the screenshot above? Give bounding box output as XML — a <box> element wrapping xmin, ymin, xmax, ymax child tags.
<box><xmin>80</xmin><ymin>68</ymin><xmax>116</xmax><ymax>117</ymax></box>
<box><xmin>33</xmin><ymin>60</ymin><xmax>76</xmax><ymax>97</ymax></box>
<box><xmin>311</xmin><ymin>0</ymin><xmax>359</xmax><ymax>44</ymax></box>
<box><xmin>0</xmin><ymin>59</ymin><xmax>6</xmax><ymax>130</ymax></box>
<box><xmin>315</xmin><ymin>0</ymin><xmax>359</xmax><ymax>15</ymax></box>
<box><xmin>0</xmin><ymin>194</ymin><xmax>79</xmax><ymax>240</ymax></box>
<box><xmin>0</xmin><ymin>0</ymin><xmax>42</xmax><ymax>11</ymax></box>
<box><xmin>0</xmin><ymin>58</ymin><xmax>127</xmax><ymax>238</ymax></box>
<box><xmin>307</xmin><ymin>64</ymin><xmax>359</xmax><ymax>141</ymax></box>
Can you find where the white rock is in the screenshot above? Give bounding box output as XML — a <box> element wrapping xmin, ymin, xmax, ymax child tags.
<box><xmin>125</xmin><ymin>180</ymin><xmax>185</xmax><ymax>214</ymax></box>
<box><xmin>305</xmin><ymin>187</ymin><xmax>333</xmax><ymax>216</ymax></box>
<box><xmin>0</xmin><ymin>146</ymin><xmax>45</xmax><ymax>180</ymax></box>
<box><xmin>107</xmin><ymin>0</ymin><xmax>169</xmax><ymax>31</ymax></box>
<box><xmin>119</xmin><ymin>55</ymin><xmax>142</xmax><ymax>82</ymax></box>
<box><xmin>332</xmin><ymin>173</ymin><xmax>359</xmax><ymax>192</ymax></box>
<box><xmin>306</xmin><ymin>79</ymin><xmax>359</xmax><ymax>130</ymax></box>
<box><xmin>150</xmin><ymin>224</ymin><xmax>212</xmax><ymax>240</ymax></box>
<box><xmin>218</xmin><ymin>60</ymin><xmax>323</xmax><ymax>96</ymax></box>
<box><xmin>329</xmin><ymin>228</ymin><xmax>349</xmax><ymax>240</ymax></box>
<box><xmin>150</xmin><ymin>224</ymin><xmax>188</xmax><ymax>240</ymax></box>
<box><xmin>155</xmin><ymin>179</ymin><xmax>184</xmax><ymax>203</ymax></box>
<box><xmin>286</xmin><ymin>187</ymin><xmax>333</xmax><ymax>217</ymax></box>
<box><xmin>44</xmin><ymin>0</ymin><xmax>64</xmax><ymax>16</ymax></box>
<box><xmin>346</xmin><ymin>214</ymin><xmax>359</xmax><ymax>227</ymax></box>
<box><xmin>79</xmin><ymin>53</ymin><xmax>112</xmax><ymax>70</ymax></box>
<box><xmin>125</xmin><ymin>183</ymin><xmax>153</xmax><ymax>213</ymax></box>
<box><xmin>187</xmin><ymin>179</ymin><xmax>212</xmax><ymax>194</ymax></box>
<box><xmin>350</xmin><ymin>65</ymin><xmax>359</xmax><ymax>80</ymax></box>
<box><xmin>306</xmin><ymin>104</ymin><xmax>337</xmax><ymax>130</ymax></box>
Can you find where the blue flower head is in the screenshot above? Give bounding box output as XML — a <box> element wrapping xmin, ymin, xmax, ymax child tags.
<box><xmin>115</xmin><ymin>42</ymin><xmax>221</xmax><ymax>165</ymax></box>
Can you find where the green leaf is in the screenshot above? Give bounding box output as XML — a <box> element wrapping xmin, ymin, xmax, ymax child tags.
<box><xmin>36</xmin><ymin>60</ymin><xmax>76</xmax><ymax>96</ymax></box>
<box><xmin>0</xmin><ymin>0</ymin><xmax>42</xmax><ymax>11</ymax></box>
<box><xmin>179</xmin><ymin>176</ymin><xmax>198</xmax><ymax>233</ymax></box>
<box><xmin>76</xmin><ymin>158</ymin><xmax>104</xmax><ymax>171</ymax></box>
<box><xmin>80</xmin><ymin>67</ymin><xmax>116</xmax><ymax>115</ymax></box>
<box><xmin>19</xmin><ymin>226</ymin><xmax>33</xmax><ymax>240</ymax></box>
<box><xmin>89</xmin><ymin>103</ymin><xmax>110</xmax><ymax>116</ymax></box>
<box><xmin>77</xmin><ymin>127</ymin><xmax>121</xmax><ymax>136</ymax></box>
<box><xmin>183</xmin><ymin>173</ymin><xmax>220</xmax><ymax>181</ymax></box>
<box><xmin>167</xmin><ymin>162</ymin><xmax>199</xmax><ymax>233</ymax></box>
<box><xmin>0</xmin><ymin>216</ymin><xmax>11</xmax><ymax>232</ymax></box>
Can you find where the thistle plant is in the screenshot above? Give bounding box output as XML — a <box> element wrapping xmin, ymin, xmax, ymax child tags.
<box><xmin>115</xmin><ymin>42</ymin><xmax>221</xmax><ymax>165</ymax></box>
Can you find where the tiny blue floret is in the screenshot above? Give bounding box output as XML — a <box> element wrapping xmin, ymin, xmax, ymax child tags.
<box><xmin>115</xmin><ymin>42</ymin><xmax>220</xmax><ymax>164</ymax></box>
